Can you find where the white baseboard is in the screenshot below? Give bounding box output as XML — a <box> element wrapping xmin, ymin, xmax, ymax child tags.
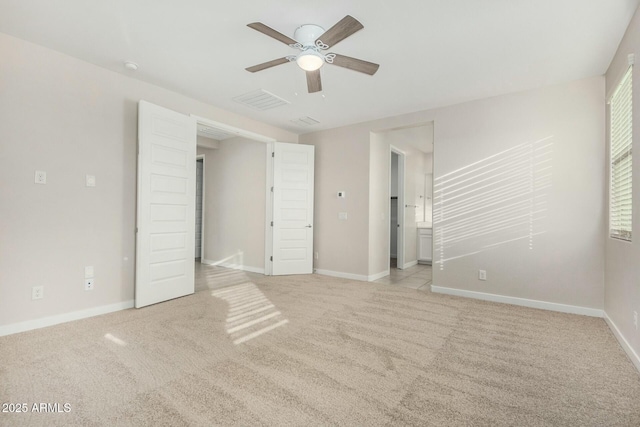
<box><xmin>368</xmin><ymin>270</ymin><xmax>390</xmax><ymax>282</ymax></box>
<box><xmin>604</xmin><ymin>312</ymin><xmax>640</xmax><ymax>373</ymax></box>
<box><xmin>403</xmin><ymin>260</ymin><xmax>418</xmax><ymax>269</ymax></box>
<box><xmin>0</xmin><ymin>300</ymin><xmax>135</xmax><ymax>337</ymax></box>
<box><xmin>202</xmin><ymin>259</ymin><xmax>264</xmax><ymax>275</ymax></box>
<box><xmin>314</xmin><ymin>269</ymin><xmax>368</xmax><ymax>282</ymax></box>
<box><xmin>430</xmin><ymin>286</ymin><xmax>604</xmax><ymax>318</ymax></box>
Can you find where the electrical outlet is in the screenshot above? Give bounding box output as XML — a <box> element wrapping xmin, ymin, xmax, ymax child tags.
<box><xmin>34</xmin><ymin>170</ymin><xmax>47</xmax><ymax>184</ymax></box>
<box><xmin>85</xmin><ymin>279</ymin><xmax>94</xmax><ymax>291</ymax></box>
<box><xmin>314</xmin><ymin>252</ymin><xmax>319</xmax><ymax>260</ymax></box>
<box><xmin>32</xmin><ymin>286</ymin><xmax>44</xmax><ymax>300</ymax></box>
<box><xmin>86</xmin><ymin>175</ymin><xmax>96</xmax><ymax>187</ymax></box>
<box><xmin>338</xmin><ymin>212</ymin><xmax>348</xmax><ymax>220</ymax></box>
<box><xmin>634</xmin><ymin>311</ymin><xmax>638</xmax><ymax>330</ymax></box>
<box><xmin>478</xmin><ymin>270</ymin><xmax>487</xmax><ymax>281</ymax></box>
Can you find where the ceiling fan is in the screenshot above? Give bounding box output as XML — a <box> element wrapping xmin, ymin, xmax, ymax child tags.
<box><xmin>245</xmin><ymin>15</ymin><xmax>379</xmax><ymax>93</ymax></box>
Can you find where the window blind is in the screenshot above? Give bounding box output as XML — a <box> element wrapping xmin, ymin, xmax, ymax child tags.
<box><xmin>610</xmin><ymin>66</ymin><xmax>633</xmax><ymax>241</ymax></box>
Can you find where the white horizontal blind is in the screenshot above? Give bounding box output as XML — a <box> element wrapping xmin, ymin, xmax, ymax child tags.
<box><xmin>610</xmin><ymin>66</ymin><xmax>633</xmax><ymax>241</ymax></box>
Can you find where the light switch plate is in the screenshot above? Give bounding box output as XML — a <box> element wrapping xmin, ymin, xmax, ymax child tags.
<box><xmin>84</xmin><ymin>266</ymin><xmax>94</xmax><ymax>278</ymax></box>
<box><xmin>86</xmin><ymin>175</ymin><xmax>96</xmax><ymax>187</ymax></box>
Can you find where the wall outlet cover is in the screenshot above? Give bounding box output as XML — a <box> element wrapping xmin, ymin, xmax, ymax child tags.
<box><xmin>478</xmin><ymin>270</ymin><xmax>487</xmax><ymax>281</ymax></box>
<box><xmin>32</xmin><ymin>285</ymin><xmax>44</xmax><ymax>300</ymax></box>
<box><xmin>86</xmin><ymin>175</ymin><xmax>96</xmax><ymax>187</ymax></box>
<box><xmin>34</xmin><ymin>170</ymin><xmax>47</xmax><ymax>184</ymax></box>
<box><xmin>84</xmin><ymin>278</ymin><xmax>94</xmax><ymax>291</ymax></box>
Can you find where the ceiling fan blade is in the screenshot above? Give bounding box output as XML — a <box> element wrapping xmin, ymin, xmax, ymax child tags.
<box><xmin>245</xmin><ymin>57</ymin><xmax>290</xmax><ymax>73</ymax></box>
<box><xmin>306</xmin><ymin>70</ymin><xmax>322</xmax><ymax>93</ymax></box>
<box><xmin>329</xmin><ymin>54</ymin><xmax>379</xmax><ymax>75</ymax></box>
<box><xmin>315</xmin><ymin>15</ymin><xmax>363</xmax><ymax>49</ymax></box>
<box><xmin>247</xmin><ymin>22</ymin><xmax>298</xmax><ymax>46</ymax></box>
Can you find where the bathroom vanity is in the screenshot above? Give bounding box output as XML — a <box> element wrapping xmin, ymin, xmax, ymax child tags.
<box><xmin>417</xmin><ymin>222</ymin><xmax>432</xmax><ymax>264</ymax></box>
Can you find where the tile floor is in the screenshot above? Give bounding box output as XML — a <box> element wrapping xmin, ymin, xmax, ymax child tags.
<box><xmin>373</xmin><ymin>259</ymin><xmax>432</xmax><ymax>292</ymax></box>
<box><xmin>195</xmin><ymin>260</ymin><xmax>433</xmax><ymax>293</ymax></box>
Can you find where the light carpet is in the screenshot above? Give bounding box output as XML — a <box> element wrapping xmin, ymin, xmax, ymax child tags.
<box><xmin>1</xmin><ymin>273</ymin><xmax>639</xmax><ymax>426</ymax></box>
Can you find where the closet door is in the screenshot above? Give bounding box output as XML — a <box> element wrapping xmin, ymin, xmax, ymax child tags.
<box><xmin>135</xmin><ymin>101</ymin><xmax>196</xmax><ymax>308</ymax></box>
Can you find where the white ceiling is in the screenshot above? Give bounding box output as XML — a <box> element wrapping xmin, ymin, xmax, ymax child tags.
<box><xmin>1</xmin><ymin>1</ymin><xmax>637</xmax><ymax>134</ymax></box>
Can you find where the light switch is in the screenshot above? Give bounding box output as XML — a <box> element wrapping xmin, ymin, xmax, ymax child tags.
<box><xmin>86</xmin><ymin>175</ymin><xmax>96</xmax><ymax>187</ymax></box>
<box><xmin>84</xmin><ymin>266</ymin><xmax>94</xmax><ymax>278</ymax></box>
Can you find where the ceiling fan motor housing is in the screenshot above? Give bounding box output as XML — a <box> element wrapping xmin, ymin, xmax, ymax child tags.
<box><xmin>294</xmin><ymin>24</ymin><xmax>325</xmax><ymax>47</ymax></box>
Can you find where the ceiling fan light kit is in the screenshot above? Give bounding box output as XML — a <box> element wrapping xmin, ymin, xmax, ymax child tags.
<box><xmin>246</xmin><ymin>15</ymin><xmax>379</xmax><ymax>93</ymax></box>
<box><xmin>296</xmin><ymin>49</ymin><xmax>324</xmax><ymax>71</ymax></box>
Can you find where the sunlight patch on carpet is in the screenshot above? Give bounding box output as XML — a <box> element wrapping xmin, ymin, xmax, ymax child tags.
<box><xmin>212</xmin><ymin>283</ymin><xmax>288</xmax><ymax>345</ymax></box>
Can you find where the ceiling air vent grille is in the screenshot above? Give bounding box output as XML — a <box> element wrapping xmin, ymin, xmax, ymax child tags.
<box><xmin>290</xmin><ymin>116</ymin><xmax>320</xmax><ymax>127</ymax></box>
<box><xmin>197</xmin><ymin>125</ymin><xmax>235</xmax><ymax>140</ymax></box>
<box><xmin>233</xmin><ymin>89</ymin><xmax>290</xmax><ymax>111</ymax></box>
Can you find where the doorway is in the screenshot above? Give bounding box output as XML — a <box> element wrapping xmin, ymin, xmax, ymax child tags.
<box><xmin>390</xmin><ymin>147</ymin><xmax>405</xmax><ymax>270</ymax></box>
<box><xmin>195</xmin><ymin>156</ymin><xmax>204</xmax><ymax>261</ymax></box>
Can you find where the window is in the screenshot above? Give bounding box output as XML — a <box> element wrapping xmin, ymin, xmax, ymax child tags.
<box><xmin>609</xmin><ymin>66</ymin><xmax>633</xmax><ymax>241</ymax></box>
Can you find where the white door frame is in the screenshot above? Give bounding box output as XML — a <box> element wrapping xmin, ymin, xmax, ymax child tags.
<box><xmin>196</xmin><ymin>154</ymin><xmax>205</xmax><ymax>261</ymax></box>
<box><xmin>390</xmin><ymin>146</ymin><xmax>406</xmax><ymax>270</ymax></box>
<box><xmin>265</xmin><ymin>143</ymin><xmax>274</xmax><ymax>275</ymax></box>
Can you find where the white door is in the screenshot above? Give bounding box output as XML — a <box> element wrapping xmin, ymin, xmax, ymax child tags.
<box><xmin>135</xmin><ymin>101</ymin><xmax>197</xmax><ymax>308</ymax></box>
<box><xmin>272</xmin><ymin>142</ymin><xmax>315</xmax><ymax>275</ymax></box>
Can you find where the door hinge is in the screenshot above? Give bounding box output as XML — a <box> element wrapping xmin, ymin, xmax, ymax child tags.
<box><xmin>270</xmin><ymin>256</ymin><xmax>273</xmax><ymax>261</ymax></box>
<box><xmin>271</xmin><ymin>186</ymin><xmax>274</xmax><ymax>192</ymax></box>
<box><xmin>272</xmin><ymin>152</ymin><xmax>275</xmax><ymax>157</ymax></box>
<box><xmin>270</xmin><ymin>221</ymin><xmax>273</xmax><ymax>226</ymax></box>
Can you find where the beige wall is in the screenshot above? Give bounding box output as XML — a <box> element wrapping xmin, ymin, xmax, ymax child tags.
<box><xmin>604</xmin><ymin>7</ymin><xmax>640</xmax><ymax>361</ymax></box>
<box><xmin>368</xmin><ymin>132</ymin><xmax>389</xmax><ymax>276</ymax></box>
<box><xmin>431</xmin><ymin>77</ymin><xmax>605</xmax><ymax>309</ymax></box>
<box><xmin>197</xmin><ymin>137</ymin><xmax>267</xmax><ymax>272</ymax></box>
<box><xmin>300</xmin><ymin>127</ymin><xmax>371</xmax><ymax>277</ymax></box>
<box><xmin>302</xmin><ymin>76</ymin><xmax>605</xmax><ymax>310</ymax></box>
<box><xmin>0</xmin><ymin>33</ymin><xmax>296</xmax><ymax>329</ymax></box>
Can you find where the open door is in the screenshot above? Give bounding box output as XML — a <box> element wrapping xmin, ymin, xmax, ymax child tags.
<box><xmin>135</xmin><ymin>101</ymin><xmax>197</xmax><ymax>308</ymax></box>
<box><xmin>271</xmin><ymin>142</ymin><xmax>315</xmax><ymax>275</ymax></box>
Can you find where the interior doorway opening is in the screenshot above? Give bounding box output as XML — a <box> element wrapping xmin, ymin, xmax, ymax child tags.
<box><xmin>390</xmin><ymin>147</ymin><xmax>405</xmax><ymax>270</ymax></box>
<box><xmin>195</xmin><ymin>156</ymin><xmax>204</xmax><ymax>261</ymax></box>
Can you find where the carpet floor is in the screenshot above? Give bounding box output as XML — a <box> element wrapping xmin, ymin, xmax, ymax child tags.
<box><xmin>1</xmin><ymin>273</ymin><xmax>639</xmax><ymax>426</ymax></box>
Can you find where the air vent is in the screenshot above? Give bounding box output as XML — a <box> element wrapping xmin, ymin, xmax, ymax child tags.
<box><xmin>290</xmin><ymin>116</ymin><xmax>320</xmax><ymax>127</ymax></box>
<box><xmin>233</xmin><ymin>89</ymin><xmax>290</xmax><ymax>111</ymax></box>
<box><xmin>197</xmin><ymin>125</ymin><xmax>236</xmax><ymax>141</ymax></box>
